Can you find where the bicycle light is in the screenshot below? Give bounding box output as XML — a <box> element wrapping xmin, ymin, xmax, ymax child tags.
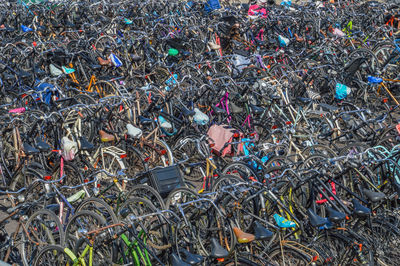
<box><xmin>21</xmin><ymin>215</ymin><xmax>28</xmax><ymax>222</ymax></box>
<box><xmin>93</xmin><ymin>187</ymin><xmax>99</xmax><ymax>196</ymax></box>
<box><xmin>78</xmin><ymin>228</ymin><xmax>88</xmax><ymax>235</ymax></box>
<box><xmin>17</xmin><ymin>195</ymin><xmax>25</xmax><ymax>203</ymax></box>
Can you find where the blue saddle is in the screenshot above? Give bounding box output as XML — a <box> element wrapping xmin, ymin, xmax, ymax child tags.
<box><xmin>368</xmin><ymin>76</ymin><xmax>383</xmax><ymax>84</ymax></box>
<box><xmin>273</xmin><ymin>214</ymin><xmax>296</xmax><ymax>228</ymax></box>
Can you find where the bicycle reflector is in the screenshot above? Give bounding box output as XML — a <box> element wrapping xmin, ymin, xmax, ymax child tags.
<box><xmin>44</xmin><ymin>176</ymin><xmax>51</xmax><ymax>180</ymax></box>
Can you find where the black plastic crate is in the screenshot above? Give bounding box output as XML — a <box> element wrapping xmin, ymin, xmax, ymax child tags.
<box><xmin>145</xmin><ymin>165</ymin><xmax>185</xmax><ymax>198</ymax></box>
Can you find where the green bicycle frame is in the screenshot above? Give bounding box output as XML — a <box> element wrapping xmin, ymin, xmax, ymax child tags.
<box><xmin>63</xmin><ymin>244</ymin><xmax>93</xmax><ymax>266</ymax></box>
<box><xmin>120</xmin><ymin>229</ymin><xmax>151</xmax><ymax>266</ymax></box>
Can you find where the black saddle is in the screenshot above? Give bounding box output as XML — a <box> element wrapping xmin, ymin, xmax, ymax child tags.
<box><xmin>326</xmin><ymin>206</ymin><xmax>346</xmax><ymax>224</ymax></box>
<box><xmin>210</xmin><ymin>238</ymin><xmax>229</xmax><ymax>259</ymax></box>
<box><xmin>254</xmin><ymin>221</ymin><xmax>273</xmax><ymax>240</ymax></box>
<box><xmin>307</xmin><ymin>208</ymin><xmax>328</xmax><ymax>227</ymax></box>
<box><xmin>352</xmin><ymin>199</ymin><xmax>371</xmax><ymax>217</ymax></box>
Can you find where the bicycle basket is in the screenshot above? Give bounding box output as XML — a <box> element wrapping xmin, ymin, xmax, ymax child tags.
<box><xmin>145</xmin><ymin>165</ymin><xmax>185</xmax><ymax>198</ymax></box>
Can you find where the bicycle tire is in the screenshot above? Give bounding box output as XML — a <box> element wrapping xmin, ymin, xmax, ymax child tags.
<box><xmin>21</xmin><ymin>209</ymin><xmax>65</xmax><ymax>266</ymax></box>
<box><xmin>127</xmin><ymin>184</ymin><xmax>166</xmax><ymax>210</ymax></box>
<box><xmin>76</xmin><ymin>197</ymin><xmax>118</xmax><ymax>225</ymax></box>
<box><xmin>33</xmin><ymin>244</ymin><xmax>74</xmax><ymax>266</ymax></box>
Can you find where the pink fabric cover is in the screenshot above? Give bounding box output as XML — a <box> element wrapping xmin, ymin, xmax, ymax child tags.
<box><xmin>248</xmin><ymin>4</ymin><xmax>268</xmax><ymax>18</ymax></box>
<box><xmin>207</xmin><ymin>124</ymin><xmax>234</xmax><ymax>156</ymax></box>
<box><xmin>332</xmin><ymin>28</ymin><xmax>345</xmax><ymax>37</ymax></box>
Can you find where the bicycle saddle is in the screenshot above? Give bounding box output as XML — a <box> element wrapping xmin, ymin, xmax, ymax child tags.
<box><xmin>307</xmin><ymin>90</ymin><xmax>321</xmax><ymax>100</ymax></box>
<box><xmin>366</xmin><ymin>1</ymin><xmax>381</xmax><ymax>7</ymax></box>
<box><xmin>131</xmin><ymin>55</ymin><xmax>142</xmax><ymax>62</ymax></box>
<box><xmin>254</xmin><ymin>221</ymin><xmax>273</xmax><ymax>240</ymax></box>
<box><xmin>34</xmin><ymin>66</ymin><xmax>46</xmax><ymax>76</ymax></box>
<box><xmin>249</xmin><ymin>104</ymin><xmax>263</xmax><ymax>115</ymax></box>
<box><xmin>35</xmin><ymin>138</ymin><xmax>52</xmax><ymax>152</ymax></box>
<box><xmin>363</xmin><ymin>189</ymin><xmax>385</xmax><ymax>203</ymax></box>
<box><xmin>307</xmin><ymin>208</ymin><xmax>328</xmax><ymax>228</ymax></box>
<box><xmin>138</xmin><ymin>116</ymin><xmax>153</xmax><ymax>125</ymax></box>
<box><xmin>78</xmin><ymin>136</ymin><xmax>94</xmax><ymax>151</ymax></box>
<box><xmin>2</xmin><ymin>73</ymin><xmax>15</xmax><ymax>80</ymax></box>
<box><xmin>181</xmin><ymin>106</ymin><xmax>195</xmax><ymax>117</ymax></box>
<box><xmin>89</xmin><ymin>64</ymin><xmax>102</xmax><ymax>70</ymax></box>
<box><xmin>273</xmin><ymin>214</ymin><xmax>296</xmax><ymax>228</ymax></box>
<box><xmin>269</xmin><ymin>94</ymin><xmax>281</xmax><ymax>101</ymax></box>
<box><xmin>126</xmin><ymin>124</ymin><xmax>142</xmax><ymax>139</ymax></box>
<box><xmin>367</xmin><ymin>76</ymin><xmax>383</xmax><ymax>84</ymax></box>
<box><xmin>23</xmin><ymin>142</ymin><xmax>39</xmax><ymax>155</ymax></box>
<box><xmin>99</xmin><ymin>130</ymin><xmax>115</xmax><ymax>142</ymax></box>
<box><xmin>211</xmin><ymin>105</ymin><xmax>225</xmax><ymax>114</ymax></box>
<box><xmin>158</xmin><ymin>116</ymin><xmax>172</xmax><ymax>129</ymax></box>
<box><xmin>296</xmin><ymin>97</ymin><xmax>312</xmax><ymax>104</ymax></box>
<box><xmin>208</xmin><ymin>42</ymin><xmax>221</xmax><ymax>50</ymax></box>
<box><xmin>352</xmin><ymin>199</ymin><xmax>371</xmax><ymax>217</ymax></box>
<box><xmin>181</xmin><ymin>51</ymin><xmax>191</xmax><ymax>57</ymax></box>
<box><xmin>230</xmin><ymin>101</ymin><xmax>243</xmax><ymax>114</ymax></box>
<box><xmin>233</xmin><ymin>227</ymin><xmax>255</xmax><ymax>243</ymax></box>
<box><xmin>326</xmin><ymin>206</ymin><xmax>346</xmax><ymax>224</ymax></box>
<box><xmin>19</xmin><ymin>70</ymin><xmax>31</xmax><ymax>79</ymax></box>
<box><xmin>318</xmin><ymin>103</ymin><xmax>339</xmax><ymax>112</ymax></box>
<box><xmin>180</xmin><ymin>249</ymin><xmax>204</xmax><ymax>265</ymax></box>
<box><xmin>171</xmin><ymin>253</ymin><xmax>191</xmax><ymax>266</ymax></box>
<box><xmin>210</xmin><ymin>237</ymin><xmax>229</xmax><ymax>258</ymax></box>
<box><xmin>98</xmin><ymin>57</ymin><xmax>111</xmax><ymax>66</ymax></box>
<box><xmin>50</xmin><ymin>64</ymin><xmax>63</xmax><ymax>76</ymax></box>
<box><xmin>233</xmin><ymin>49</ymin><xmax>250</xmax><ymax>57</ymax></box>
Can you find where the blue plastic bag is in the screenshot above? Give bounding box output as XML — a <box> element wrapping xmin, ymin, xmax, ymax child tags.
<box><xmin>165</xmin><ymin>74</ymin><xmax>178</xmax><ymax>91</ymax></box>
<box><xmin>335</xmin><ymin>83</ymin><xmax>351</xmax><ymax>100</ymax></box>
<box><xmin>281</xmin><ymin>0</ymin><xmax>292</xmax><ymax>7</ymax></box>
<box><xmin>124</xmin><ymin>18</ymin><xmax>133</xmax><ymax>25</ymax></box>
<box><xmin>34</xmin><ymin>82</ymin><xmax>58</xmax><ymax>105</ymax></box>
<box><xmin>278</xmin><ymin>35</ymin><xmax>290</xmax><ymax>47</ymax></box>
<box><xmin>204</xmin><ymin>0</ymin><xmax>221</xmax><ymax>12</ymax></box>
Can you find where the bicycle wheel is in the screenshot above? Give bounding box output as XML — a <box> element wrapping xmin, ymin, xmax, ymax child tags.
<box><xmin>165</xmin><ymin>187</ymin><xmax>199</xmax><ymax>211</ymax></box>
<box><xmin>142</xmin><ymin>139</ymin><xmax>174</xmax><ymax>168</ymax></box>
<box><xmin>173</xmin><ymin>135</ymin><xmax>207</xmax><ymax>182</ymax></box>
<box><xmin>220</xmin><ymin>255</ymin><xmax>264</xmax><ymax>265</ymax></box>
<box><xmin>21</xmin><ymin>209</ymin><xmax>65</xmax><ymax>266</ymax></box>
<box><xmin>124</xmin><ymin>146</ymin><xmax>148</xmax><ymax>180</ymax></box>
<box><xmin>117</xmin><ymin>197</ymin><xmax>170</xmax><ymax>257</ymax></box>
<box><xmin>127</xmin><ymin>184</ymin><xmax>166</xmax><ymax>210</ymax></box>
<box><xmin>33</xmin><ymin>244</ymin><xmax>73</xmax><ymax>265</ymax></box>
<box><xmin>94</xmin><ymin>151</ymin><xmax>126</xmax><ymax>178</ymax></box>
<box><xmin>76</xmin><ymin>197</ymin><xmax>118</xmax><ymax>225</ymax></box>
<box><xmin>211</xmin><ymin>174</ymin><xmax>244</xmax><ymax>192</ymax></box>
<box><xmin>93</xmin><ymin>81</ymin><xmax>117</xmax><ymax>98</ymax></box>
<box><xmin>51</xmin><ymin>161</ymin><xmax>88</xmax><ymax>199</ymax></box>
<box><xmin>311</xmin><ymin>231</ymin><xmax>350</xmax><ymax>265</ymax></box>
<box><xmin>222</xmin><ymin>161</ymin><xmax>261</xmax><ymax>182</ymax></box>
<box><xmin>73</xmin><ymin>233</ymin><xmax>114</xmax><ymax>266</ymax></box>
<box><xmin>268</xmin><ymin>246</ymin><xmax>311</xmax><ymax>265</ymax></box>
<box><xmin>374</xmin><ymin>42</ymin><xmax>399</xmax><ymax>79</ymax></box>
<box><xmin>64</xmin><ymin>210</ymin><xmax>108</xmax><ymax>250</ymax></box>
<box><xmin>196</xmin><ymin>202</ymin><xmax>235</xmax><ymax>257</ymax></box>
